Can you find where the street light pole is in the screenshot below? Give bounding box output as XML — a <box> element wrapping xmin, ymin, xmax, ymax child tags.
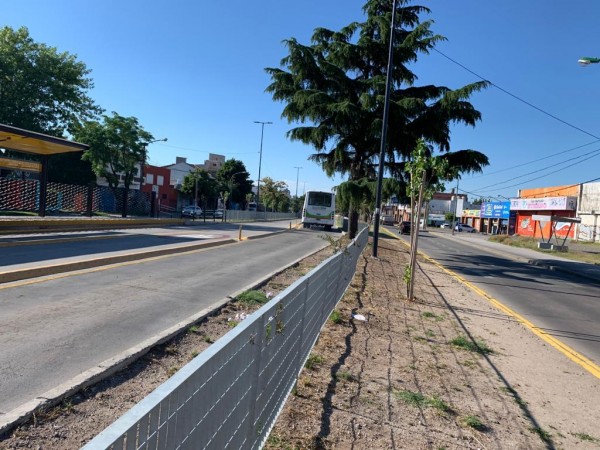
<box><xmin>253</xmin><ymin>121</ymin><xmax>272</xmax><ymax>208</ymax></box>
<box><xmin>451</xmin><ymin>178</ymin><xmax>460</xmax><ymax>236</ymax></box>
<box><xmin>140</xmin><ymin>137</ymin><xmax>167</xmax><ymax>186</ymax></box>
<box><xmin>294</xmin><ymin>166</ymin><xmax>302</xmax><ymax>198</ymax></box>
<box><xmin>372</xmin><ymin>0</ymin><xmax>397</xmax><ymax>257</ymax></box>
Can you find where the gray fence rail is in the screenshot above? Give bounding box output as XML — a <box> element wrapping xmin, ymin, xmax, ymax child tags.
<box><xmin>82</xmin><ymin>226</ymin><xmax>369</xmax><ymax>450</ymax></box>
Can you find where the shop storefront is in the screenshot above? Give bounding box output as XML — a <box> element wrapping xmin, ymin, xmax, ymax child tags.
<box><xmin>461</xmin><ymin>209</ymin><xmax>481</xmax><ymax>230</ymax></box>
<box><xmin>510</xmin><ymin>196</ymin><xmax>578</xmax><ymax>238</ymax></box>
<box><xmin>480</xmin><ymin>201</ymin><xmax>514</xmax><ymax>235</ymax></box>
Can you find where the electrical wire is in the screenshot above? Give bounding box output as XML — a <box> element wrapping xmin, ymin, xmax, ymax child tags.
<box><xmin>469</xmin><ymin>139</ymin><xmax>600</xmax><ymax>179</ymax></box>
<box><xmin>473</xmin><ymin>146</ymin><xmax>600</xmax><ymax>192</ymax></box>
<box><xmin>433</xmin><ymin>48</ymin><xmax>600</xmax><ymax>140</ymax></box>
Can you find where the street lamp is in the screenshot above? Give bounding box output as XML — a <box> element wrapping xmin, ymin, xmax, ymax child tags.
<box><xmin>253</xmin><ymin>121</ymin><xmax>272</xmax><ymax>208</ymax></box>
<box><xmin>578</xmin><ymin>57</ymin><xmax>600</xmax><ymax>66</ymax></box>
<box><xmin>293</xmin><ymin>166</ymin><xmax>302</xmax><ymax>198</ymax></box>
<box><xmin>372</xmin><ymin>0</ymin><xmax>397</xmax><ymax>257</ymax></box>
<box><xmin>140</xmin><ymin>137</ymin><xmax>168</xmax><ymax>185</ymax></box>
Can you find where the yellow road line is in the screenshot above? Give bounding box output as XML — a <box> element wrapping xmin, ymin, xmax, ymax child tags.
<box><xmin>381</xmin><ymin>228</ymin><xmax>600</xmax><ymax>379</ymax></box>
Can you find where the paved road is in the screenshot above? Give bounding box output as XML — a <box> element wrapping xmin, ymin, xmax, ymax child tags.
<box><xmin>385</xmin><ymin>227</ymin><xmax>600</xmax><ymax>365</ymax></box>
<box><xmin>0</xmin><ymin>226</ymin><xmax>335</xmax><ymax>416</ymax></box>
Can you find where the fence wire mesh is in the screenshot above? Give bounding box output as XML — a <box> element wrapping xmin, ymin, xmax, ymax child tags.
<box><xmin>82</xmin><ymin>226</ymin><xmax>369</xmax><ymax>450</ymax></box>
<box><xmin>0</xmin><ymin>176</ymin><xmax>151</xmax><ymax>216</ymax></box>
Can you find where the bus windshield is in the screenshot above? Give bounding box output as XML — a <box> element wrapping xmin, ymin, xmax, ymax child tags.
<box><xmin>307</xmin><ymin>192</ymin><xmax>332</xmax><ymax>207</ymax></box>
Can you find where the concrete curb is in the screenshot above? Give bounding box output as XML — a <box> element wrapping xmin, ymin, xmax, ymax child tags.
<box><xmin>0</xmin><ymin>225</ymin><xmax>326</xmax><ymax>437</ymax></box>
<box><xmin>0</xmin><ymin>239</ymin><xmax>237</xmax><ymax>284</ymax></box>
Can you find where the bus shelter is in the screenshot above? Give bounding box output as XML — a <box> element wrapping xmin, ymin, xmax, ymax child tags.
<box><xmin>532</xmin><ymin>215</ymin><xmax>581</xmax><ymax>252</ymax></box>
<box><xmin>0</xmin><ymin>123</ymin><xmax>89</xmax><ymax>217</ymax></box>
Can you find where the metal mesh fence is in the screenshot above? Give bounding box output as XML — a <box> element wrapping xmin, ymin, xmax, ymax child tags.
<box><xmin>82</xmin><ymin>226</ymin><xmax>369</xmax><ymax>450</ymax></box>
<box><xmin>0</xmin><ymin>176</ymin><xmax>151</xmax><ymax>216</ymax></box>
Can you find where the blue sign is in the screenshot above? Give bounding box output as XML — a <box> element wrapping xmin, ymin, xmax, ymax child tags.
<box><xmin>480</xmin><ymin>201</ymin><xmax>510</xmax><ymax>219</ymax></box>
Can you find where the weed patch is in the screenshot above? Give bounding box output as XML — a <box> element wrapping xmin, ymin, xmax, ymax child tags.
<box><xmin>235</xmin><ymin>290</ymin><xmax>268</xmax><ymax>306</ymax></box>
<box><xmin>393</xmin><ymin>389</ymin><xmax>451</xmax><ymax>413</ymax></box>
<box><xmin>450</xmin><ymin>335</ymin><xmax>493</xmax><ymax>355</ymax></box>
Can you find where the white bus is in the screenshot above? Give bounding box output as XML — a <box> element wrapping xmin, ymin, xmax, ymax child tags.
<box><xmin>302</xmin><ymin>191</ymin><xmax>335</xmax><ymax>231</ymax></box>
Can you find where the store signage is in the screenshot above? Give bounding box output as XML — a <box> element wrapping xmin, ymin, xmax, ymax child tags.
<box><xmin>480</xmin><ymin>201</ymin><xmax>510</xmax><ymax>219</ymax></box>
<box><xmin>462</xmin><ymin>209</ymin><xmax>481</xmax><ymax>217</ymax></box>
<box><xmin>0</xmin><ymin>157</ymin><xmax>41</xmax><ymax>172</ymax></box>
<box><xmin>510</xmin><ymin>196</ymin><xmax>577</xmax><ymax>211</ymax></box>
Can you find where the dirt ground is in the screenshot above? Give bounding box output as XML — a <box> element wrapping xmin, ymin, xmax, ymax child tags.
<box><xmin>2</xmin><ymin>233</ymin><xmax>600</xmax><ymax>449</ymax></box>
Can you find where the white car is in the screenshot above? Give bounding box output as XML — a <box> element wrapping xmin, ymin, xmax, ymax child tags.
<box><xmin>380</xmin><ymin>215</ymin><xmax>395</xmax><ymax>226</ymax></box>
<box><xmin>455</xmin><ymin>224</ymin><xmax>476</xmax><ymax>233</ymax></box>
<box><xmin>181</xmin><ymin>206</ymin><xmax>203</xmax><ymax>218</ymax></box>
<box><xmin>440</xmin><ymin>223</ymin><xmax>451</xmax><ymax>229</ymax></box>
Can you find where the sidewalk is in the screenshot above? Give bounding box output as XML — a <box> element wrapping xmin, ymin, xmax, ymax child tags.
<box><xmin>431</xmin><ymin>229</ymin><xmax>600</xmax><ymax>284</ymax></box>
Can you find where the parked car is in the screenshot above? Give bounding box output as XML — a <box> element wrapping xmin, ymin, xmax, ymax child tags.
<box><xmin>181</xmin><ymin>205</ymin><xmax>203</xmax><ymax>218</ymax></box>
<box><xmin>204</xmin><ymin>209</ymin><xmax>224</xmax><ymax>219</ymax></box>
<box><xmin>455</xmin><ymin>223</ymin><xmax>476</xmax><ymax>233</ymax></box>
<box><xmin>380</xmin><ymin>215</ymin><xmax>395</xmax><ymax>226</ymax></box>
<box><xmin>440</xmin><ymin>223</ymin><xmax>451</xmax><ymax>229</ymax></box>
<box><xmin>399</xmin><ymin>221</ymin><xmax>411</xmax><ymax>235</ymax></box>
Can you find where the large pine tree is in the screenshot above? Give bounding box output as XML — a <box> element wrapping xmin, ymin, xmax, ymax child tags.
<box><xmin>266</xmin><ymin>0</ymin><xmax>489</xmax><ymax>237</ymax></box>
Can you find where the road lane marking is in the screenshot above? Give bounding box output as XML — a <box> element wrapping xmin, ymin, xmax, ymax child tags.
<box><xmin>381</xmin><ymin>228</ymin><xmax>600</xmax><ymax>379</ymax></box>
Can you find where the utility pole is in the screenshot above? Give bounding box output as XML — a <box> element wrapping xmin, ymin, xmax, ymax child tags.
<box><xmin>254</xmin><ymin>121</ymin><xmax>272</xmax><ymax>208</ymax></box>
<box><xmin>372</xmin><ymin>0</ymin><xmax>397</xmax><ymax>257</ymax></box>
<box><xmin>451</xmin><ymin>178</ymin><xmax>459</xmax><ymax>235</ymax></box>
<box><xmin>294</xmin><ymin>166</ymin><xmax>302</xmax><ymax>198</ymax></box>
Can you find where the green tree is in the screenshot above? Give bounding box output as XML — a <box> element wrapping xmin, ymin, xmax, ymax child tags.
<box><xmin>404</xmin><ymin>139</ymin><xmax>448</xmax><ymax>300</ymax></box>
<box><xmin>266</xmin><ymin>0</ymin><xmax>489</xmax><ymax>238</ymax></box>
<box><xmin>260</xmin><ymin>177</ymin><xmax>289</xmax><ymax>212</ymax></box>
<box><xmin>74</xmin><ymin>112</ymin><xmax>153</xmax><ymax>217</ymax></box>
<box><xmin>216</xmin><ymin>159</ymin><xmax>253</xmax><ymax>209</ymax></box>
<box><xmin>181</xmin><ymin>169</ymin><xmax>219</xmax><ymax>209</ymax></box>
<box><xmin>291</xmin><ymin>194</ymin><xmax>305</xmax><ymax>214</ymax></box>
<box><xmin>0</xmin><ymin>26</ymin><xmax>101</xmax><ymax>136</ymax></box>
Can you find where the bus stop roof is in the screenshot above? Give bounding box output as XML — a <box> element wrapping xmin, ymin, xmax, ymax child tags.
<box><xmin>0</xmin><ymin>123</ymin><xmax>88</xmax><ymax>156</ymax></box>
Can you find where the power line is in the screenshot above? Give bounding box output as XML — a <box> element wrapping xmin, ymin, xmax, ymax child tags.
<box><xmin>469</xmin><ymin>139</ymin><xmax>600</xmax><ymax>179</ymax></box>
<box><xmin>433</xmin><ymin>48</ymin><xmax>600</xmax><ymax>140</ymax></box>
<box><xmin>474</xmin><ymin>151</ymin><xmax>600</xmax><ymax>194</ymax></box>
<box><xmin>473</xmin><ymin>146</ymin><xmax>600</xmax><ymax>192</ymax></box>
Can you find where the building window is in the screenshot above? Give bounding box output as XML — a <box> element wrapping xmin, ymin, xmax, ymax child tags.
<box><xmin>147</xmin><ymin>173</ymin><xmax>154</xmax><ymax>184</ymax></box>
<box><xmin>157</xmin><ymin>175</ymin><xmax>164</xmax><ymax>186</ymax></box>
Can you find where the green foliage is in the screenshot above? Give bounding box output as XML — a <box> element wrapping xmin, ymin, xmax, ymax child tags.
<box><xmin>235</xmin><ymin>290</ymin><xmax>268</xmax><ymax>306</ymax></box>
<box><xmin>403</xmin><ymin>264</ymin><xmax>412</xmax><ymax>285</ymax></box>
<box><xmin>260</xmin><ymin>177</ymin><xmax>290</xmax><ymax>212</ymax></box>
<box><xmin>266</xmin><ymin>1</ymin><xmax>490</xmax><ymax>236</ymax></box>
<box><xmin>216</xmin><ymin>159</ymin><xmax>253</xmax><ymax>208</ymax></box>
<box><xmin>449</xmin><ymin>335</ymin><xmax>493</xmax><ymax>355</ymax></box>
<box><xmin>75</xmin><ymin>112</ymin><xmax>153</xmax><ymax>191</ymax></box>
<box><xmin>304</xmin><ymin>353</ymin><xmax>324</xmax><ymax>370</ymax></box>
<box><xmin>181</xmin><ymin>169</ymin><xmax>219</xmax><ymax>207</ymax></box>
<box><xmin>422</xmin><ymin>311</ymin><xmax>443</xmax><ymax>321</ymax></box>
<box><xmin>0</xmin><ymin>26</ymin><xmax>101</xmax><ymax>136</ymax></box>
<box><xmin>329</xmin><ymin>309</ymin><xmax>343</xmax><ymax>324</ymax></box>
<box><xmin>571</xmin><ymin>432</ymin><xmax>599</xmax><ymax>442</ymax></box>
<box><xmin>393</xmin><ymin>389</ymin><xmax>451</xmax><ymax>413</ymax></box>
<box><xmin>529</xmin><ymin>427</ymin><xmax>552</xmax><ymax>444</ymax></box>
<box><xmin>462</xmin><ymin>415</ymin><xmax>486</xmax><ymax>431</ymax></box>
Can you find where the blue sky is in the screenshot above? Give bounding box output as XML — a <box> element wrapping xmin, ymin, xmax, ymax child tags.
<box><xmin>4</xmin><ymin>1</ymin><xmax>600</xmax><ymax>200</ymax></box>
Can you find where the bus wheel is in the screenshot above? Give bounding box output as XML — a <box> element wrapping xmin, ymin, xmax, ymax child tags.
<box><xmin>324</xmin><ymin>225</ymin><xmax>332</xmax><ymax>231</ymax></box>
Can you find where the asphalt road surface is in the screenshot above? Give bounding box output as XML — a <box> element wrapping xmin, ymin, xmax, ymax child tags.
<box><xmin>388</xmin><ymin>228</ymin><xmax>600</xmax><ymax>366</ymax></box>
<box><xmin>0</xmin><ymin>227</ymin><xmax>336</xmax><ymax>415</ymax></box>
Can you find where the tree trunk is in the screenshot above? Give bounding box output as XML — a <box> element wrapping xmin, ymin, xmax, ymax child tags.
<box><xmin>408</xmin><ymin>171</ymin><xmax>426</xmax><ymax>301</ymax></box>
<box><xmin>348</xmin><ymin>205</ymin><xmax>359</xmax><ymax>239</ymax></box>
<box><xmin>121</xmin><ymin>187</ymin><xmax>129</xmax><ymax>218</ymax></box>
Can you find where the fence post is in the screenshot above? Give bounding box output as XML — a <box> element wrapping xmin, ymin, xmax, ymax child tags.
<box><xmin>244</xmin><ymin>314</ymin><xmax>265</xmax><ymax>446</ymax></box>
